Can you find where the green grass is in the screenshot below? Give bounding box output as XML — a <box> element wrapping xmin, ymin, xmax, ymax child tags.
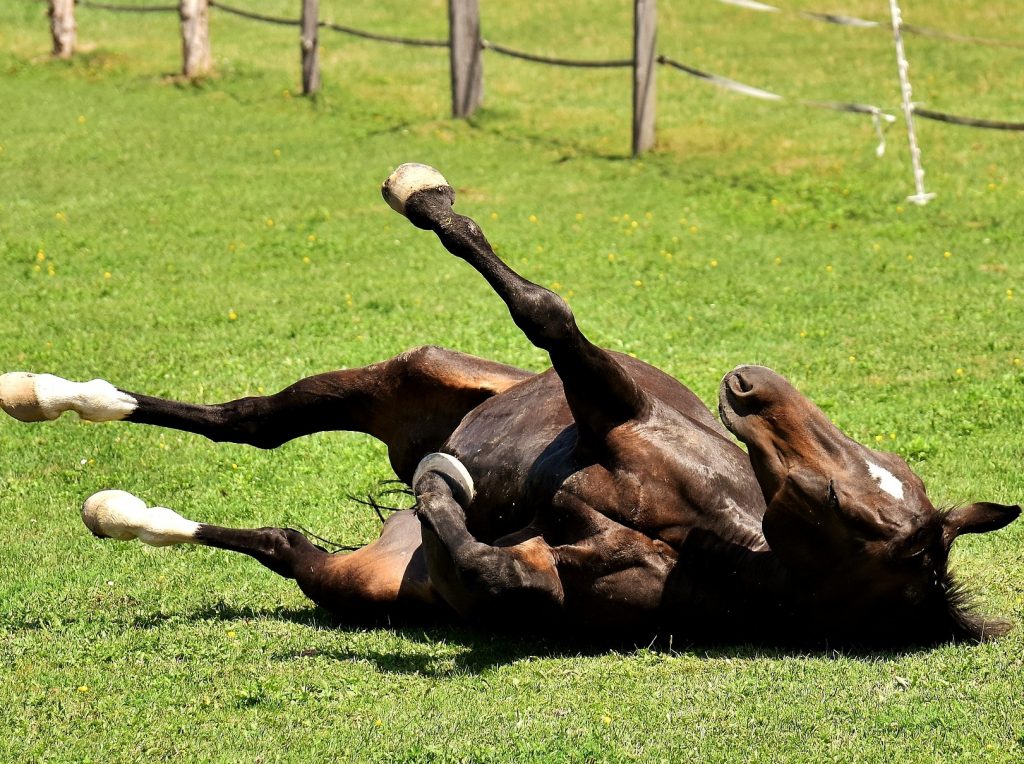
<box><xmin>1</xmin><ymin>1</ymin><xmax>1023</xmax><ymax>761</ymax></box>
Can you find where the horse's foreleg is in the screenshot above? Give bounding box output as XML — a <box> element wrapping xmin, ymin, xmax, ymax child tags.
<box><xmin>413</xmin><ymin>468</ymin><xmax>564</xmax><ymax>626</ymax></box>
<box><xmin>383</xmin><ymin>164</ymin><xmax>651</xmax><ymax>444</ymax></box>
<box><xmin>81</xmin><ymin>491</ymin><xmax>444</xmax><ymax>623</ymax></box>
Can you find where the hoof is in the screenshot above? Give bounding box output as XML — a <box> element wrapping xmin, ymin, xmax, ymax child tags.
<box><xmin>413</xmin><ymin>452</ymin><xmax>475</xmax><ymax>506</ymax></box>
<box><xmin>0</xmin><ymin>372</ymin><xmax>52</xmax><ymax>422</ymax></box>
<box><xmin>381</xmin><ymin>163</ymin><xmax>453</xmax><ymax>216</ymax></box>
<box><xmin>82</xmin><ymin>490</ymin><xmax>199</xmax><ymax>547</ymax></box>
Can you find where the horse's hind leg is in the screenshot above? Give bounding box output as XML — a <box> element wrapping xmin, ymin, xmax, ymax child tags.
<box><xmin>82</xmin><ymin>490</ymin><xmax>443</xmax><ymax>623</ymax></box>
<box><xmin>384</xmin><ymin>165</ymin><xmax>650</xmax><ymax>445</ymax></box>
<box><xmin>0</xmin><ymin>346</ymin><xmax>532</xmax><ymax>480</ymax></box>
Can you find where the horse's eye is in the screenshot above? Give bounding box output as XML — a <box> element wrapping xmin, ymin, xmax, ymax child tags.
<box><xmin>826</xmin><ymin>480</ymin><xmax>840</xmax><ymax>511</ymax></box>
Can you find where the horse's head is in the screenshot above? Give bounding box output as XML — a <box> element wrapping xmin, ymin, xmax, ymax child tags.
<box><xmin>718</xmin><ymin>365</ymin><xmax>1019</xmax><ymax>642</ymax></box>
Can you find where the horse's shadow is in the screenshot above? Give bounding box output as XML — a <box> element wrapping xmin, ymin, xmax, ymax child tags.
<box><xmin>120</xmin><ymin>601</ymin><xmax>934</xmax><ymax>675</ymax></box>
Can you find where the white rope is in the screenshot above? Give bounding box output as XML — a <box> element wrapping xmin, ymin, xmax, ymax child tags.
<box><xmin>888</xmin><ymin>0</ymin><xmax>934</xmax><ymax>205</ymax></box>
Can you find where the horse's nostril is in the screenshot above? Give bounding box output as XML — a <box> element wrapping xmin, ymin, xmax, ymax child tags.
<box><xmin>730</xmin><ymin>372</ymin><xmax>754</xmax><ymax>395</ymax></box>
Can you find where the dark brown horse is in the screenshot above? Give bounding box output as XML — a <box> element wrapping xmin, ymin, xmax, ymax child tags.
<box><xmin>2</xmin><ymin>164</ymin><xmax>1017</xmax><ymax>645</ymax></box>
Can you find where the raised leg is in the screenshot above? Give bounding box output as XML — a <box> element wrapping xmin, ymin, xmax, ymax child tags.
<box><xmin>0</xmin><ymin>346</ymin><xmax>532</xmax><ymax>480</ymax></box>
<box><xmin>383</xmin><ymin>164</ymin><xmax>651</xmax><ymax>445</ymax></box>
<box><xmin>82</xmin><ymin>490</ymin><xmax>444</xmax><ymax>623</ymax></box>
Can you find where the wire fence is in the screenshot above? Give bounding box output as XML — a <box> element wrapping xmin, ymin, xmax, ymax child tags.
<box><xmin>52</xmin><ymin>0</ymin><xmax>1024</xmax><ymax>160</ymax></box>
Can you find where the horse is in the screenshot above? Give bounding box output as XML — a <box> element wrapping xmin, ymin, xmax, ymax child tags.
<box><xmin>1</xmin><ymin>163</ymin><xmax>1018</xmax><ymax>646</ymax></box>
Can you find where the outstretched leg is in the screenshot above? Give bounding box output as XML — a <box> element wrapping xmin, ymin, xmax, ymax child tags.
<box><xmin>0</xmin><ymin>346</ymin><xmax>532</xmax><ymax>480</ymax></box>
<box><xmin>82</xmin><ymin>490</ymin><xmax>444</xmax><ymax>623</ymax></box>
<box><xmin>383</xmin><ymin>164</ymin><xmax>651</xmax><ymax>447</ymax></box>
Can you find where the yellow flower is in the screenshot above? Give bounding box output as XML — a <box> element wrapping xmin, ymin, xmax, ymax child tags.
<box><xmin>490</xmin><ymin>212</ymin><xmax>498</xmax><ymax>220</ymax></box>
<box><xmin>575</xmin><ymin>213</ymin><xmax>584</xmax><ymax>221</ymax></box>
<box><xmin>607</xmin><ymin>253</ymin><xmax>616</xmax><ymax>262</ymax></box>
<box><xmin>36</xmin><ymin>249</ymin><xmax>46</xmax><ymax>262</ymax></box>
<box><xmin>103</xmin><ymin>272</ymin><xmax>112</xmax><ymax>280</ymax></box>
<box><xmin>689</xmin><ymin>225</ymin><xmax>698</xmax><ymax>234</ymax></box>
<box><xmin>601</xmin><ymin>715</ymin><xmax>612</xmax><ymax>725</ymax></box>
<box><xmin>273</xmin><ymin>148</ymin><xmax>281</xmax><ymax>158</ymax></box>
<box><xmin>77</xmin><ymin>686</ymin><xmax>89</xmax><ymax>693</ymax></box>
<box><xmin>307</xmin><ymin>234</ymin><xmax>316</xmax><ymax>242</ymax></box>
<box><xmin>226</xmin><ymin>630</ymin><xmax>237</xmax><ymax>638</ymax></box>
<box><xmin>774</xmin><ymin>257</ymin><xmax>782</xmax><ymax>266</ymax></box>
<box><xmin>228</xmin><ymin>309</ymin><xmax>238</xmax><ymax>321</ymax></box>
<box><xmin>302</xmin><ymin>256</ymin><xmax>311</xmax><ymax>265</ymax></box>
<box><xmin>76</xmin><ymin>115</ymin><xmax>86</xmax><ymax>125</ymax></box>
<box><xmin>709</xmin><ymin>259</ymin><xmax>718</xmax><ymax>268</ymax></box>
<box><xmin>848</xmin><ymin>355</ymin><xmax>857</xmax><ymax>363</ymax></box>
<box><xmin>906</xmin><ymin>255</ymin><xmax>914</xmax><ymax>262</ymax></box>
<box><xmin>955</xmin><ymin>368</ymin><xmax>964</xmax><ymax>376</ymax></box>
<box><xmin>265</xmin><ymin>218</ymin><xmax>274</xmax><ymax>228</ymax></box>
<box><xmin>55</xmin><ymin>211</ymin><xmax>67</xmax><ymax>222</ymax></box>
<box><xmin>826</xmin><ymin>265</ymin><xmax>834</xmax><ymax>273</ymax></box>
<box><xmin>943</xmin><ymin>250</ymin><xmax>952</xmax><ymax>258</ymax></box>
<box><xmin>528</xmin><ymin>214</ymin><xmax>538</xmax><ymax>224</ymax></box>
<box><xmin>633</xmin><ymin>280</ymin><xmax>643</xmax><ymax>288</ymax></box>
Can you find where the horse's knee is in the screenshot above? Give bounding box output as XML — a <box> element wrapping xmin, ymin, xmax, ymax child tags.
<box><xmin>512</xmin><ymin>287</ymin><xmax>576</xmax><ymax>349</ymax></box>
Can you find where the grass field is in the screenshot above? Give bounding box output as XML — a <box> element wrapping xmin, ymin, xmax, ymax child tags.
<box><xmin>1</xmin><ymin>1</ymin><xmax>1023</xmax><ymax>761</ymax></box>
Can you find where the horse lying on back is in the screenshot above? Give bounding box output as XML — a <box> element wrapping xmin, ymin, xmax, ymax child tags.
<box><xmin>2</xmin><ymin>164</ymin><xmax>1018</xmax><ymax>646</ymax></box>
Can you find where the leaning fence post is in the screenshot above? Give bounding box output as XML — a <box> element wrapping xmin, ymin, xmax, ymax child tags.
<box><xmin>48</xmin><ymin>0</ymin><xmax>76</xmax><ymax>59</ymax></box>
<box><xmin>179</xmin><ymin>0</ymin><xmax>212</xmax><ymax>78</ymax></box>
<box><xmin>448</xmin><ymin>0</ymin><xmax>483</xmax><ymax>118</ymax></box>
<box><xmin>632</xmin><ymin>0</ymin><xmax>657</xmax><ymax>156</ymax></box>
<box><xmin>300</xmin><ymin>0</ymin><xmax>321</xmax><ymax>94</ymax></box>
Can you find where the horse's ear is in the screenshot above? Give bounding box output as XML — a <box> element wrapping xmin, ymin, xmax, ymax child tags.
<box><xmin>942</xmin><ymin>503</ymin><xmax>1020</xmax><ymax>548</ymax></box>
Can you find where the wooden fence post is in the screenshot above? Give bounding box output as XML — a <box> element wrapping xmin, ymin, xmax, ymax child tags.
<box><xmin>300</xmin><ymin>0</ymin><xmax>321</xmax><ymax>94</ymax></box>
<box><xmin>632</xmin><ymin>0</ymin><xmax>657</xmax><ymax>156</ymax></box>
<box><xmin>449</xmin><ymin>0</ymin><xmax>483</xmax><ymax>118</ymax></box>
<box><xmin>48</xmin><ymin>0</ymin><xmax>76</xmax><ymax>59</ymax></box>
<box><xmin>179</xmin><ymin>0</ymin><xmax>212</xmax><ymax>78</ymax></box>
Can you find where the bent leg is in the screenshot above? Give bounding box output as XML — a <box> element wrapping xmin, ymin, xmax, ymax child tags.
<box><xmin>414</xmin><ymin>470</ymin><xmax>564</xmax><ymax>625</ymax></box>
<box><xmin>384</xmin><ymin>164</ymin><xmax>650</xmax><ymax>445</ymax></box>
<box><xmin>1</xmin><ymin>346</ymin><xmax>532</xmax><ymax>480</ymax></box>
<box><xmin>82</xmin><ymin>491</ymin><xmax>445</xmax><ymax>624</ymax></box>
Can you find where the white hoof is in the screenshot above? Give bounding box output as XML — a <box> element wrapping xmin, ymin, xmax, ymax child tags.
<box><xmin>0</xmin><ymin>372</ymin><xmax>136</xmax><ymax>423</ymax></box>
<box><xmin>413</xmin><ymin>452</ymin><xmax>475</xmax><ymax>505</ymax></box>
<box><xmin>381</xmin><ymin>163</ymin><xmax>451</xmax><ymax>216</ymax></box>
<box><xmin>0</xmin><ymin>372</ymin><xmax>52</xmax><ymax>422</ymax></box>
<box><xmin>82</xmin><ymin>490</ymin><xmax>200</xmax><ymax>547</ymax></box>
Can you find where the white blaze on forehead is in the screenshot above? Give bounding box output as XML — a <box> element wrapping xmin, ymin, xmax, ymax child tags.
<box><xmin>382</xmin><ymin>163</ymin><xmax>449</xmax><ymax>215</ymax></box>
<box><xmin>866</xmin><ymin>460</ymin><xmax>905</xmax><ymax>500</ymax></box>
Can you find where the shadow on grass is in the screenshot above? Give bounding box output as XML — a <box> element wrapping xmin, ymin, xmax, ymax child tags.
<box><xmin>112</xmin><ymin>599</ymin><xmax>947</xmax><ymax>675</ymax></box>
<box><xmin>4</xmin><ymin>599</ymin><xmax>951</xmax><ymax>675</ymax></box>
